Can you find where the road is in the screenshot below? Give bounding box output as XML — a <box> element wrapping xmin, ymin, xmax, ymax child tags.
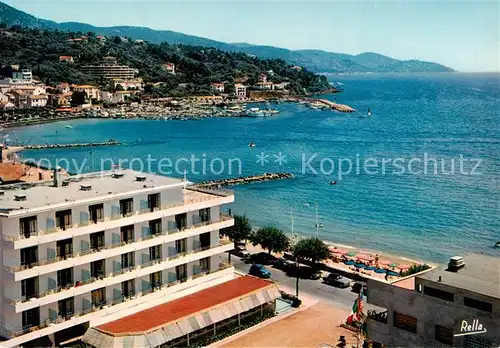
<box><xmin>224</xmin><ymin>254</ymin><xmax>364</xmax><ymax>312</ymax></box>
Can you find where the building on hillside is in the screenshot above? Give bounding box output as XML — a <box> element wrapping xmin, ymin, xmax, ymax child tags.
<box><xmin>48</xmin><ymin>93</ymin><xmax>72</xmax><ymax>108</ymax></box>
<box><xmin>70</xmin><ymin>85</ymin><xmax>101</xmax><ymax>101</ymax></box>
<box><xmin>234</xmin><ymin>84</ymin><xmax>247</xmax><ymax>100</ymax></box>
<box><xmin>272</xmin><ymin>82</ymin><xmax>290</xmax><ymax>90</ymax></box>
<box><xmin>0</xmin><ymin>169</ymin><xmax>247</xmax><ymax>347</ymax></box>
<box><xmin>9</xmin><ymin>90</ymin><xmax>29</xmax><ymax>109</ymax></box>
<box><xmin>0</xmin><ymin>101</ymin><xmax>15</xmax><ymax>110</ymax></box>
<box><xmin>290</xmin><ymin>66</ymin><xmax>302</xmax><ymax>71</ymax></box>
<box><xmin>112</xmin><ymin>78</ymin><xmax>144</xmax><ymax>91</ymax></box>
<box><xmin>162</xmin><ymin>63</ymin><xmax>176</xmax><ymax>75</ymax></box>
<box><xmin>56</xmin><ymin>83</ymin><xmax>70</xmax><ymax>95</ymax></box>
<box><xmin>258</xmin><ymin>73</ymin><xmax>267</xmax><ymax>83</ymax></box>
<box><xmin>96</xmin><ymin>35</ymin><xmax>106</xmax><ymax>42</ymax></box>
<box><xmin>210</xmin><ymin>83</ymin><xmax>225</xmax><ymax>93</ymax></box>
<box><xmin>254</xmin><ymin>82</ymin><xmax>273</xmax><ymax>90</ymax></box>
<box><xmin>101</xmin><ymin>91</ymin><xmax>125</xmax><ymax>104</ymax></box>
<box><xmin>366</xmin><ymin>254</ymin><xmax>500</xmax><ymax>348</ymax></box>
<box><xmin>59</xmin><ymin>56</ymin><xmax>74</xmax><ymax>63</ymax></box>
<box><xmin>12</xmin><ymin>69</ymin><xmax>33</xmax><ymax>84</ymax></box>
<box><xmin>0</xmin><ymin>92</ymin><xmax>8</xmax><ymax>103</ymax></box>
<box><xmin>235</xmin><ymin>76</ymin><xmax>249</xmax><ymax>84</ymax></box>
<box><xmin>81</xmin><ymin>58</ymin><xmax>137</xmax><ymax>80</ymax></box>
<box><xmin>134</xmin><ymin>39</ymin><xmax>145</xmax><ymax>45</ymax></box>
<box><xmin>27</xmin><ymin>94</ymin><xmax>48</xmax><ymax>108</ymax></box>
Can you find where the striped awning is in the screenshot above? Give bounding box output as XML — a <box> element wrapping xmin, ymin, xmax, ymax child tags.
<box><xmin>83</xmin><ymin>278</ymin><xmax>280</xmax><ymax>348</ymax></box>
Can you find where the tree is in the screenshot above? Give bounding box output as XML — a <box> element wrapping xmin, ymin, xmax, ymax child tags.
<box><xmin>221</xmin><ymin>214</ymin><xmax>252</xmax><ymax>264</ymax></box>
<box><xmin>292</xmin><ymin>237</ymin><xmax>329</xmax><ymax>297</ymax></box>
<box><xmin>251</xmin><ymin>226</ymin><xmax>289</xmax><ymax>255</ymax></box>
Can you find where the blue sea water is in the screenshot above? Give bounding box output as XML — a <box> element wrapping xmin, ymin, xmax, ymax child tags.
<box><xmin>5</xmin><ymin>73</ymin><xmax>500</xmax><ymax>263</ymax></box>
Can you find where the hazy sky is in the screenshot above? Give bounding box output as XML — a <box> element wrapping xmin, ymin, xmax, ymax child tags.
<box><xmin>4</xmin><ymin>0</ymin><xmax>499</xmax><ymax>72</ymax></box>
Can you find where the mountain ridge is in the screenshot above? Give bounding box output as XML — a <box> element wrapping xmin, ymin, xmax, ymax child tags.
<box><xmin>0</xmin><ymin>1</ymin><xmax>454</xmax><ymax>73</ymax></box>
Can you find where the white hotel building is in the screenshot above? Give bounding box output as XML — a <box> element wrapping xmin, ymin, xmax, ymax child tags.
<box><xmin>0</xmin><ymin>169</ymin><xmax>238</xmax><ymax>347</ymax></box>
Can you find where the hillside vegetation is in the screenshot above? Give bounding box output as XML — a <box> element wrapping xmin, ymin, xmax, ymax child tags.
<box><xmin>0</xmin><ymin>25</ymin><xmax>331</xmax><ymax>96</ymax></box>
<box><xmin>0</xmin><ymin>1</ymin><xmax>454</xmax><ymax>74</ymax></box>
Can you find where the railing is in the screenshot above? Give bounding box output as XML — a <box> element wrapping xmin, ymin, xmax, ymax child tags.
<box><xmin>4</xmin><ymin>242</ymin><xmax>232</xmax><ymax>305</ymax></box>
<box><xmin>3</xmin><ymin>190</ymin><xmax>232</xmax><ymax>242</ymax></box>
<box><xmin>3</xmin><ymin>263</ymin><xmax>232</xmax><ymax>338</ymax></box>
<box><xmin>367</xmin><ymin>310</ymin><xmax>388</xmax><ymax>324</ymax></box>
<box><xmin>4</xmin><ymin>215</ymin><xmax>233</xmax><ymax>273</ymax></box>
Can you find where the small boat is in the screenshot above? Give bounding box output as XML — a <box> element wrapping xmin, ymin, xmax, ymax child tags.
<box><xmin>330</xmin><ymin>180</ymin><xmax>337</xmax><ymax>185</ymax></box>
<box><xmin>65</xmin><ymin>125</ymin><xmax>73</xmax><ymax>129</ymax></box>
<box><xmin>315</xmin><ymin>223</ymin><xmax>324</xmax><ymax>228</ymax></box>
<box><xmin>367</xmin><ymin>108</ymin><xmax>372</xmax><ymax>117</ymax></box>
<box><xmin>249</xmin><ymin>142</ymin><xmax>256</xmax><ymax>148</ymax></box>
<box><xmin>494</xmin><ymin>241</ymin><xmax>500</xmax><ymax>248</ymax></box>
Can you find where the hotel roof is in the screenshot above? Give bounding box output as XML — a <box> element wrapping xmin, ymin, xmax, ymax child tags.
<box><xmin>417</xmin><ymin>254</ymin><xmax>500</xmax><ymax>299</ymax></box>
<box><xmin>0</xmin><ymin>169</ymin><xmax>184</xmax><ymax>214</ymax></box>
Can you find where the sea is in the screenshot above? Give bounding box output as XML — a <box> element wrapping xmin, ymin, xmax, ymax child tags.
<box><xmin>4</xmin><ymin>73</ymin><xmax>499</xmax><ymax>263</ymax></box>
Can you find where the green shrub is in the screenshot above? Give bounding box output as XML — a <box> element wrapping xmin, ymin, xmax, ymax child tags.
<box><xmin>401</xmin><ymin>264</ymin><xmax>431</xmax><ymax>277</ymax></box>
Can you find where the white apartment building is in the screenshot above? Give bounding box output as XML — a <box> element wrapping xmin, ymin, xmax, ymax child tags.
<box><xmin>0</xmin><ymin>169</ymin><xmax>235</xmax><ymax>347</ymax></box>
<box><xmin>12</xmin><ymin>70</ymin><xmax>33</xmax><ymax>84</ymax></box>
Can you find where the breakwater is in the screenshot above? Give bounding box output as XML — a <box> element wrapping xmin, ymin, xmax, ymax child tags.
<box><xmin>196</xmin><ymin>172</ymin><xmax>293</xmax><ymax>188</ymax></box>
<box><xmin>20</xmin><ymin>140</ymin><xmax>120</xmax><ymax>150</ymax></box>
<box><xmin>316</xmin><ymin>99</ymin><xmax>356</xmax><ymax>113</ymax></box>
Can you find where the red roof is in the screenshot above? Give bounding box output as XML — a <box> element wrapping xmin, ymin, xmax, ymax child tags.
<box><xmin>97</xmin><ymin>276</ymin><xmax>273</xmax><ymax>335</ymax></box>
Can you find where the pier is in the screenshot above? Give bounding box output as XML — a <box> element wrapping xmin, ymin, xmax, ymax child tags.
<box><xmin>196</xmin><ymin>172</ymin><xmax>293</xmax><ymax>188</ymax></box>
<box><xmin>19</xmin><ymin>140</ymin><xmax>120</xmax><ymax>150</ymax></box>
<box><xmin>316</xmin><ymin>99</ymin><xmax>356</xmax><ymax>113</ymax></box>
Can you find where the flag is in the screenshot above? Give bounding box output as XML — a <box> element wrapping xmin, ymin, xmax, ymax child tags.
<box><xmin>346</xmin><ymin>292</ymin><xmax>366</xmax><ymax>325</ymax></box>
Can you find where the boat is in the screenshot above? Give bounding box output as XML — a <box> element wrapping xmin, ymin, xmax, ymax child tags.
<box><xmin>367</xmin><ymin>108</ymin><xmax>372</xmax><ymax>117</ymax></box>
<box><xmin>246</xmin><ymin>108</ymin><xmax>265</xmax><ymax>117</ymax></box>
<box><xmin>65</xmin><ymin>125</ymin><xmax>73</xmax><ymax>129</ymax></box>
<box><xmin>249</xmin><ymin>142</ymin><xmax>256</xmax><ymax>148</ymax></box>
<box><xmin>315</xmin><ymin>223</ymin><xmax>324</xmax><ymax>228</ymax></box>
<box><xmin>494</xmin><ymin>241</ymin><xmax>500</xmax><ymax>248</ymax></box>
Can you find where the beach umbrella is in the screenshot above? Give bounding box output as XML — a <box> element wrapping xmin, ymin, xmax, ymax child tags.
<box><xmin>344</xmin><ymin>260</ymin><xmax>355</xmax><ymax>266</ymax></box>
<box><xmin>387</xmin><ymin>271</ymin><xmax>399</xmax><ymax>277</ymax></box>
<box><xmin>346</xmin><ymin>251</ymin><xmax>357</xmax><ymax>257</ymax></box>
<box><xmin>374</xmin><ymin>268</ymin><xmax>386</xmax><ymax>274</ymax></box>
<box><xmin>334</xmin><ymin>249</ymin><xmax>349</xmax><ymax>255</ymax></box>
<box><xmin>388</xmin><ymin>263</ymin><xmax>398</xmax><ymax>268</ymax></box>
<box><xmin>379</xmin><ymin>260</ymin><xmax>391</xmax><ymax>265</ymax></box>
<box><xmin>365</xmin><ymin>266</ymin><xmax>376</xmax><ymax>271</ymax></box>
<box><xmin>364</xmin><ymin>256</ymin><xmax>375</xmax><ymax>262</ymax></box>
<box><xmin>356</xmin><ymin>254</ymin><xmax>369</xmax><ymax>260</ymax></box>
<box><xmin>355</xmin><ymin>263</ymin><xmax>365</xmax><ymax>269</ymax></box>
<box><xmin>398</xmin><ymin>264</ymin><xmax>409</xmax><ymax>270</ymax></box>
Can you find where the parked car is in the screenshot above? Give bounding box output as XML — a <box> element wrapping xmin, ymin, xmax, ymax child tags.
<box><xmin>232</xmin><ymin>247</ymin><xmax>250</xmax><ymax>259</ymax></box>
<box><xmin>249</xmin><ymin>264</ymin><xmax>272</xmax><ymax>278</ymax></box>
<box><xmin>274</xmin><ymin>257</ymin><xmax>296</xmax><ymax>270</ymax></box>
<box><xmin>351</xmin><ymin>281</ymin><xmax>368</xmax><ymax>294</ymax></box>
<box><xmin>247</xmin><ymin>252</ymin><xmax>276</xmax><ymax>265</ymax></box>
<box><xmin>286</xmin><ymin>266</ymin><xmax>322</xmax><ymax>280</ymax></box>
<box><xmin>323</xmin><ymin>273</ymin><xmax>351</xmax><ymax>288</ymax></box>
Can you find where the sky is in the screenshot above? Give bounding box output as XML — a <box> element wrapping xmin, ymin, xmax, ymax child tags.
<box><xmin>3</xmin><ymin>0</ymin><xmax>499</xmax><ymax>72</ymax></box>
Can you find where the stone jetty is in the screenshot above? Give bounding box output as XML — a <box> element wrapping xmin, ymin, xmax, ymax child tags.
<box><xmin>196</xmin><ymin>172</ymin><xmax>293</xmax><ymax>188</ymax></box>
<box><xmin>316</xmin><ymin>99</ymin><xmax>356</xmax><ymax>113</ymax></box>
<box><xmin>21</xmin><ymin>140</ymin><xmax>120</xmax><ymax>150</ymax></box>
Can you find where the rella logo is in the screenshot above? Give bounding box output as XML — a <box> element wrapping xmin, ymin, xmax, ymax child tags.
<box><xmin>454</xmin><ymin>319</ymin><xmax>487</xmax><ymax>337</ymax></box>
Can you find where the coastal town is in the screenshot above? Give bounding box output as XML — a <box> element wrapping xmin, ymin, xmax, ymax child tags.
<box><xmin>0</xmin><ymin>6</ymin><xmax>498</xmax><ymax>348</ymax></box>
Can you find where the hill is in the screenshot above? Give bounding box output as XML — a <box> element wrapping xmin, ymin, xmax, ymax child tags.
<box><xmin>0</xmin><ymin>26</ymin><xmax>330</xmax><ymax>96</ymax></box>
<box><xmin>0</xmin><ymin>1</ymin><xmax>454</xmax><ymax>74</ymax></box>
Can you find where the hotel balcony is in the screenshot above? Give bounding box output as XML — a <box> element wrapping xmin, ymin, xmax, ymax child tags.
<box><xmin>4</xmin><ymin>240</ymin><xmax>233</xmax><ymax>312</ymax></box>
<box><xmin>1</xmin><ymin>263</ymin><xmax>235</xmax><ymax>344</ymax></box>
<box><xmin>3</xmin><ymin>187</ymin><xmax>234</xmax><ymax>250</ymax></box>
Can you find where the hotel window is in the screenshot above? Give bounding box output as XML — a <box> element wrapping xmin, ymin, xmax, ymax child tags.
<box><xmin>121</xmin><ymin>225</ymin><xmax>134</xmax><ymax>243</ymax></box>
<box><xmin>22</xmin><ymin>307</ymin><xmax>40</xmax><ymax>329</ymax></box>
<box><xmin>175</xmin><ymin>238</ymin><xmax>187</xmax><ymax>254</ymax></box>
<box><xmin>55</xmin><ymin>209</ymin><xmax>72</xmax><ymax>230</ymax></box>
<box><xmin>120</xmin><ymin>198</ymin><xmax>134</xmax><ymax>216</ymax></box>
<box><xmin>175</xmin><ymin>213</ymin><xmax>187</xmax><ymax>230</ymax></box>
<box><xmin>20</xmin><ymin>246</ymin><xmax>38</xmax><ymax>267</ymax></box>
<box><xmin>122</xmin><ymin>279</ymin><xmax>135</xmax><ymax>298</ymax></box>
<box><xmin>150</xmin><ymin>271</ymin><xmax>162</xmax><ymax>289</ymax></box>
<box><xmin>91</xmin><ymin>287</ymin><xmax>106</xmax><ymax>307</ymax></box>
<box><xmin>148</xmin><ymin>193</ymin><xmax>161</xmax><ymax>211</ymax></box>
<box><xmin>90</xmin><ymin>231</ymin><xmax>105</xmax><ymax>251</ymax></box>
<box><xmin>58</xmin><ymin>297</ymin><xmax>74</xmax><ymax>319</ymax></box>
<box><xmin>149</xmin><ymin>219</ymin><xmax>162</xmax><ymax>236</ymax></box>
<box><xmin>393</xmin><ymin>311</ymin><xmax>417</xmax><ymax>334</ymax></box>
<box><xmin>21</xmin><ymin>277</ymin><xmax>39</xmax><ymax>299</ymax></box>
<box><xmin>464</xmin><ymin>297</ymin><xmax>492</xmax><ymax>313</ymax></box>
<box><xmin>121</xmin><ymin>252</ymin><xmax>135</xmax><ymax>269</ymax></box>
<box><xmin>150</xmin><ymin>245</ymin><xmax>162</xmax><ymax>261</ymax></box>
<box><xmin>199</xmin><ymin>208</ymin><xmax>211</xmax><ymax>223</ymax></box>
<box><xmin>200</xmin><ymin>257</ymin><xmax>210</xmax><ymax>272</ymax></box>
<box><xmin>424</xmin><ymin>286</ymin><xmax>454</xmax><ymax>302</ymax></box>
<box><xmin>200</xmin><ymin>232</ymin><xmax>211</xmax><ymax>249</ymax></box>
<box><xmin>463</xmin><ymin>335</ymin><xmax>493</xmax><ymax>348</ymax></box>
<box><xmin>57</xmin><ymin>238</ymin><xmax>73</xmax><ymax>259</ymax></box>
<box><xmin>91</xmin><ymin>259</ymin><xmax>105</xmax><ymax>279</ymax></box>
<box><xmin>89</xmin><ymin>203</ymin><xmax>104</xmax><ymax>223</ymax></box>
<box><xmin>19</xmin><ymin>216</ymin><xmax>37</xmax><ymax>238</ymax></box>
<box><xmin>176</xmin><ymin>264</ymin><xmax>187</xmax><ymax>281</ymax></box>
<box><xmin>435</xmin><ymin>325</ymin><xmax>453</xmax><ymax>346</ymax></box>
<box><xmin>57</xmin><ymin>267</ymin><xmax>74</xmax><ymax>288</ymax></box>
